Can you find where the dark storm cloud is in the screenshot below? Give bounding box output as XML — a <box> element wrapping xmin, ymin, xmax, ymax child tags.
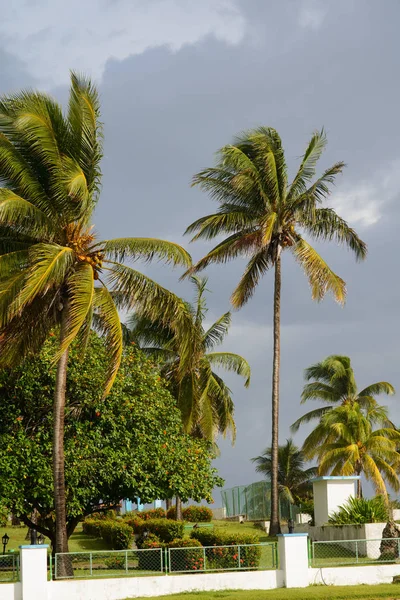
<box><xmin>1</xmin><ymin>0</ymin><xmax>400</xmax><ymax>497</ymax></box>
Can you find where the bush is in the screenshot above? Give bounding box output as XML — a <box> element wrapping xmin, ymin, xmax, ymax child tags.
<box><xmin>124</xmin><ymin>515</ymin><xmax>145</xmax><ymax>533</ymax></box>
<box><xmin>104</xmin><ymin>555</ymin><xmax>126</xmax><ymax>570</ymax></box>
<box><xmin>182</xmin><ymin>505</ymin><xmax>213</xmax><ymax>523</ymax></box>
<box><xmin>82</xmin><ymin>517</ymin><xmax>133</xmax><ymax>549</ymax></box>
<box><xmin>137</xmin><ymin>518</ymin><xmax>184</xmax><ymax>542</ymax></box>
<box><xmin>168</xmin><ymin>538</ymin><xmax>204</xmax><ymax>572</ymax></box>
<box><xmin>0</xmin><ymin>504</ymin><xmax>8</xmax><ymax>527</ymax></box>
<box><xmin>190</xmin><ymin>529</ymin><xmax>261</xmax><ymax>570</ymax></box>
<box><xmin>136</xmin><ymin>534</ymin><xmax>164</xmax><ymax>572</ymax></box>
<box><xmin>166</xmin><ymin>506</ymin><xmax>176</xmax><ymax>520</ymax></box>
<box><xmin>328</xmin><ymin>496</ymin><xmax>389</xmax><ymax>525</ymax></box>
<box><xmin>140</xmin><ymin>508</ymin><xmax>166</xmax><ymax>520</ymax></box>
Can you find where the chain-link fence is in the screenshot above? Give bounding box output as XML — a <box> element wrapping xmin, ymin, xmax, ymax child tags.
<box><xmin>310</xmin><ymin>538</ymin><xmax>400</xmax><ymax>568</ymax></box>
<box><xmin>221</xmin><ymin>481</ymin><xmax>301</xmax><ymax>521</ymax></box>
<box><xmin>0</xmin><ymin>553</ymin><xmax>19</xmax><ymax>582</ymax></box>
<box><xmin>55</xmin><ymin>548</ymin><xmax>164</xmax><ymax>579</ymax></box>
<box><xmin>169</xmin><ymin>542</ymin><xmax>277</xmax><ymax>573</ymax></box>
<box><xmin>55</xmin><ymin>542</ymin><xmax>278</xmax><ymax>579</ymax></box>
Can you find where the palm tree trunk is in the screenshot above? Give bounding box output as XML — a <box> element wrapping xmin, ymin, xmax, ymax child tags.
<box><xmin>53</xmin><ymin>302</ymin><xmax>70</xmax><ymax>561</ymax></box>
<box><xmin>175</xmin><ymin>496</ymin><xmax>183</xmax><ymax>521</ymax></box>
<box><xmin>269</xmin><ymin>250</ymin><xmax>282</xmax><ymax>537</ymax></box>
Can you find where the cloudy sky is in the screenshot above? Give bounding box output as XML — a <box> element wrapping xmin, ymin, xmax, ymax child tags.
<box><xmin>3</xmin><ymin>0</ymin><xmax>400</xmax><ymax>503</ymax></box>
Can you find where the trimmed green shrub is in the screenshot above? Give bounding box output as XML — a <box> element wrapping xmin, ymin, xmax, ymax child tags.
<box><xmin>168</xmin><ymin>538</ymin><xmax>204</xmax><ymax>572</ymax></box>
<box><xmin>0</xmin><ymin>504</ymin><xmax>8</xmax><ymax>527</ymax></box>
<box><xmin>189</xmin><ymin>528</ymin><xmax>218</xmax><ymax>547</ymax></box>
<box><xmin>136</xmin><ymin>533</ymin><xmax>164</xmax><ymax>572</ymax></box>
<box><xmin>182</xmin><ymin>505</ymin><xmax>213</xmax><ymax>523</ymax></box>
<box><xmin>328</xmin><ymin>496</ymin><xmax>389</xmax><ymax>525</ymax></box>
<box><xmin>137</xmin><ymin>518</ymin><xmax>184</xmax><ymax>542</ymax></box>
<box><xmin>137</xmin><ymin>533</ymin><xmax>164</xmax><ymax>549</ymax></box>
<box><xmin>82</xmin><ymin>518</ymin><xmax>133</xmax><ymax>549</ymax></box>
<box><xmin>104</xmin><ymin>555</ymin><xmax>126</xmax><ymax>570</ymax></box>
<box><xmin>140</xmin><ymin>508</ymin><xmax>166</xmax><ymax>520</ymax></box>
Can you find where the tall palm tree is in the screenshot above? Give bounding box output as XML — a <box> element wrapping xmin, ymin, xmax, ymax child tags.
<box><xmin>251</xmin><ymin>439</ymin><xmax>317</xmax><ymax>506</ymax></box>
<box><xmin>185</xmin><ymin>127</ymin><xmax>367</xmax><ymax>534</ymax></box>
<box><xmin>126</xmin><ymin>276</ymin><xmax>251</xmax><ymax>443</ymax></box>
<box><xmin>291</xmin><ymin>355</ymin><xmax>395</xmax><ymax>433</ymax></box>
<box><xmin>0</xmin><ymin>73</ymin><xmax>192</xmax><ymax>555</ymax></box>
<box><xmin>301</xmin><ymin>402</ymin><xmax>400</xmax><ymax>498</ymax></box>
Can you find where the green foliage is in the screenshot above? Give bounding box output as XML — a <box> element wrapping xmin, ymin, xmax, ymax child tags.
<box><xmin>124</xmin><ymin>515</ymin><xmax>145</xmax><ymax>533</ymax></box>
<box><xmin>97</xmin><ymin>519</ymin><xmax>133</xmax><ymax>550</ymax></box>
<box><xmin>168</xmin><ymin>538</ymin><xmax>204</xmax><ymax>571</ymax></box>
<box><xmin>137</xmin><ymin>533</ymin><xmax>164</xmax><ymax>549</ymax></box>
<box><xmin>190</xmin><ymin>528</ymin><xmax>260</xmax><ymax>547</ymax></box>
<box><xmin>167</xmin><ymin>506</ymin><xmax>177</xmax><ymax>520</ymax></box>
<box><xmin>328</xmin><ymin>496</ymin><xmax>389</xmax><ymax>525</ymax></box>
<box><xmin>0</xmin><ymin>504</ymin><xmax>8</xmax><ymax>527</ymax></box>
<box><xmin>138</xmin><ymin>518</ymin><xmax>185</xmax><ymax>542</ymax></box>
<box><xmin>104</xmin><ymin>555</ymin><xmax>126</xmax><ymax>570</ymax></box>
<box><xmin>251</xmin><ymin>439</ymin><xmax>317</xmax><ymax>504</ymax></box>
<box><xmin>190</xmin><ymin>529</ymin><xmax>261</xmax><ymax>570</ymax></box>
<box><xmin>182</xmin><ymin>505</ymin><xmax>213</xmax><ymax>522</ymax></box>
<box><xmin>0</xmin><ymin>334</ymin><xmax>223</xmax><ymax>541</ymax></box>
<box><xmin>139</xmin><ymin>508</ymin><xmax>166</xmax><ymax>520</ymax></box>
<box><xmin>82</xmin><ymin>519</ymin><xmax>103</xmax><ymax>538</ymax></box>
<box><xmin>126</xmin><ymin>276</ymin><xmax>250</xmax><ymax>444</ymax></box>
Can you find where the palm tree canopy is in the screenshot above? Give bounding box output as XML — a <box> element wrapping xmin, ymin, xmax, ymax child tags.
<box><xmin>0</xmin><ymin>73</ymin><xmax>192</xmax><ymax>394</ymax></box>
<box><xmin>185</xmin><ymin>127</ymin><xmax>367</xmax><ymax>307</ymax></box>
<box><xmin>252</xmin><ymin>439</ymin><xmax>317</xmax><ymax>504</ymax></box>
<box><xmin>291</xmin><ymin>355</ymin><xmax>395</xmax><ymax>433</ymax></box>
<box><xmin>125</xmin><ymin>276</ymin><xmax>251</xmax><ymax>443</ymax></box>
<box><xmin>301</xmin><ymin>402</ymin><xmax>400</xmax><ymax>497</ymax></box>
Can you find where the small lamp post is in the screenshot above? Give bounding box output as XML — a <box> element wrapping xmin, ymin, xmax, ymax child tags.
<box><xmin>288</xmin><ymin>518</ymin><xmax>294</xmax><ymax>534</ymax></box>
<box><xmin>2</xmin><ymin>533</ymin><xmax>9</xmax><ymax>555</ymax></box>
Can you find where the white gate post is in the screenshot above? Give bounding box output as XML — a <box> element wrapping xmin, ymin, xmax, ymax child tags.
<box><xmin>20</xmin><ymin>545</ymin><xmax>49</xmax><ymax>600</ymax></box>
<box><xmin>277</xmin><ymin>533</ymin><xmax>309</xmax><ymax>588</ymax></box>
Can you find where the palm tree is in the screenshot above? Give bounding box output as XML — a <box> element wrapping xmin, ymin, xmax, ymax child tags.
<box><xmin>291</xmin><ymin>355</ymin><xmax>395</xmax><ymax>433</ymax></box>
<box><xmin>301</xmin><ymin>402</ymin><xmax>400</xmax><ymax>498</ymax></box>
<box><xmin>185</xmin><ymin>127</ymin><xmax>367</xmax><ymax>534</ymax></box>
<box><xmin>0</xmin><ymin>73</ymin><xmax>192</xmax><ymax>555</ymax></box>
<box><xmin>125</xmin><ymin>276</ymin><xmax>251</xmax><ymax>518</ymax></box>
<box><xmin>251</xmin><ymin>439</ymin><xmax>317</xmax><ymax>507</ymax></box>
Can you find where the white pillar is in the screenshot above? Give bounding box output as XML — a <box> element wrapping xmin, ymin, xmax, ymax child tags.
<box><xmin>20</xmin><ymin>545</ymin><xmax>49</xmax><ymax>600</ymax></box>
<box><xmin>312</xmin><ymin>476</ymin><xmax>359</xmax><ymax>526</ymax></box>
<box><xmin>277</xmin><ymin>533</ymin><xmax>309</xmax><ymax>588</ymax></box>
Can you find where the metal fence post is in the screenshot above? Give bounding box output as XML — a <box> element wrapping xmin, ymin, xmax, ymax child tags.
<box><xmin>89</xmin><ymin>552</ymin><xmax>93</xmax><ymax>576</ymax></box>
<box><xmin>49</xmin><ymin>554</ymin><xmax>52</xmax><ymax>581</ymax></box>
<box><xmin>125</xmin><ymin>550</ymin><xmax>128</xmax><ymax>574</ymax></box>
<box><xmin>355</xmin><ymin>540</ymin><xmax>359</xmax><ymax>564</ymax></box>
<box><xmin>54</xmin><ymin>554</ymin><xmax>57</xmax><ymax>580</ymax></box>
<box><xmin>203</xmin><ymin>546</ymin><xmax>206</xmax><ymax>572</ymax></box>
<box><xmin>238</xmin><ymin>545</ymin><xmax>241</xmax><ymax>569</ymax></box>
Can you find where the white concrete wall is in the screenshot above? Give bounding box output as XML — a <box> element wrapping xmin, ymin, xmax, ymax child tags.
<box><xmin>0</xmin><ymin>582</ymin><xmax>21</xmax><ymax>600</ymax></box>
<box><xmin>211</xmin><ymin>507</ymin><xmax>226</xmax><ymax>520</ymax></box>
<box><xmin>313</xmin><ymin>480</ymin><xmax>328</xmax><ymax>526</ymax></box>
<box><xmin>309</xmin><ymin>564</ymin><xmax>400</xmax><ymax>586</ymax></box>
<box><xmin>48</xmin><ymin>570</ymin><xmax>283</xmax><ymax>600</ymax></box>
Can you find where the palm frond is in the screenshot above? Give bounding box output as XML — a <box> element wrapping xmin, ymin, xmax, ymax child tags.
<box><xmin>203</xmin><ymin>312</ymin><xmax>231</xmax><ymax>350</ymax></box>
<box><xmin>358</xmin><ymin>382</ymin><xmax>395</xmax><ymax>397</ymax></box>
<box><xmin>291</xmin><ymin>406</ymin><xmax>334</xmax><ymax>433</ymax></box>
<box><xmin>292</xmin><ymin>238</ymin><xmax>346</xmax><ymax>304</ymax></box>
<box><xmin>287</xmin><ymin>129</ymin><xmax>328</xmax><ymax>201</ymax></box>
<box><xmin>103</xmin><ymin>237</ymin><xmax>191</xmax><ymax>268</ymax></box>
<box><xmin>230</xmin><ymin>249</ymin><xmax>273</xmax><ymax>308</ymax></box>
<box><xmin>206</xmin><ymin>352</ymin><xmax>251</xmax><ymax>387</ymax></box>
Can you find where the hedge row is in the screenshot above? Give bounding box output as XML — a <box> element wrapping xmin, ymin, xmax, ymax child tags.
<box><xmin>82</xmin><ymin>518</ymin><xmax>133</xmax><ymax>550</ymax></box>
<box><xmin>83</xmin><ymin>516</ymin><xmax>185</xmax><ymax>549</ymax></box>
<box><xmin>190</xmin><ymin>529</ymin><xmax>261</xmax><ymax>569</ymax></box>
<box><xmin>166</xmin><ymin>505</ymin><xmax>213</xmax><ymax>522</ymax></box>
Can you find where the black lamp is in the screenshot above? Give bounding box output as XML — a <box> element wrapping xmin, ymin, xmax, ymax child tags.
<box><xmin>2</xmin><ymin>533</ymin><xmax>9</xmax><ymax>555</ymax></box>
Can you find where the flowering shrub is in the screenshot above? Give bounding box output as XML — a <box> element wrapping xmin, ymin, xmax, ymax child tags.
<box><xmin>124</xmin><ymin>515</ymin><xmax>145</xmax><ymax>533</ymax></box>
<box><xmin>190</xmin><ymin>529</ymin><xmax>261</xmax><ymax>570</ymax></box>
<box><xmin>140</xmin><ymin>508</ymin><xmax>166</xmax><ymax>520</ymax></box>
<box><xmin>182</xmin><ymin>505</ymin><xmax>213</xmax><ymax>523</ymax></box>
<box><xmin>166</xmin><ymin>506</ymin><xmax>176</xmax><ymax>520</ymax></box>
<box><xmin>168</xmin><ymin>538</ymin><xmax>204</xmax><ymax>572</ymax></box>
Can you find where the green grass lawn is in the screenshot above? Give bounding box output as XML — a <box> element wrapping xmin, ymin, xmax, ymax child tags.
<box><xmin>129</xmin><ymin>584</ymin><xmax>400</xmax><ymax>600</ymax></box>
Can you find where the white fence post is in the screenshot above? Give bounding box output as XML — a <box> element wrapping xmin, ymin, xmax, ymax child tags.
<box><xmin>277</xmin><ymin>533</ymin><xmax>309</xmax><ymax>588</ymax></box>
<box><xmin>20</xmin><ymin>544</ymin><xmax>49</xmax><ymax>600</ymax></box>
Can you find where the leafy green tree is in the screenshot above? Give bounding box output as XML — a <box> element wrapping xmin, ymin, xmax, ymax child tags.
<box><xmin>251</xmin><ymin>439</ymin><xmax>317</xmax><ymax>505</ymax></box>
<box><xmin>291</xmin><ymin>355</ymin><xmax>395</xmax><ymax>432</ymax></box>
<box><xmin>126</xmin><ymin>276</ymin><xmax>250</xmax><ymax>519</ymax></box>
<box><xmin>0</xmin><ymin>73</ymin><xmax>191</xmax><ymax>554</ymax></box>
<box><xmin>185</xmin><ymin>127</ymin><xmax>366</xmax><ymax>534</ymax></box>
<box><xmin>0</xmin><ymin>334</ymin><xmax>223</xmax><ymax>548</ymax></box>
<box><xmin>301</xmin><ymin>402</ymin><xmax>400</xmax><ymax>497</ymax></box>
